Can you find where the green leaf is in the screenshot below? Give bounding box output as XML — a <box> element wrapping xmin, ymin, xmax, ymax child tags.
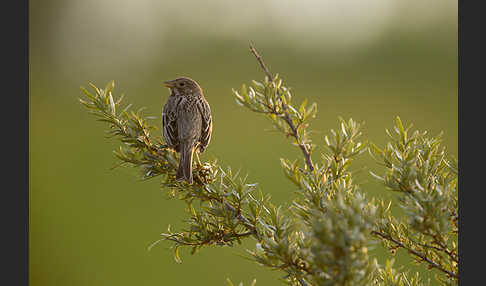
<box><xmin>104</xmin><ymin>80</ymin><xmax>115</xmax><ymax>95</ymax></box>
<box><xmin>287</xmin><ymin>105</ymin><xmax>298</xmax><ymax>115</ymax></box>
<box><xmin>341</xmin><ymin>122</ymin><xmax>348</xmax><ymax>137</ymax></box>
<box><xmin>369</xmin><ymin>171</ymin><xmax>384</xmax><ymax>181</ymax></box>
<box><xmin>174</xmin><ymin>245</ymin><xmax>182</xmax><ymax>264</ymax></box>
<box><xmin>299</xmin><ymin>99</ymin><xmax>308</xmax><ymax>114</ymax></box>
<box><xmin>396</xmin><ymin>116</ymin><xmax>405</xmax><ymax>135</ymax></box>
<box><xmin>108</xmin><ymin>93</ymin><xmax>116</xmax><ymax>115</ymax></box>
<box><xmin>252</xmin><ymin>80</ymin><xmax>265</xmax><ymax>92</ymax></box>
<box><xmin>307</xmin><ymin>103</ymin><xmax>317</xmax><ymax>119</ymax></box>
<box><xmin>340</xmin><ymin>159</ymin><xmax>353</xmax><ymax>173</ymax></box>
<box><xmin>80</xmin><ymin>87</ymin><xmax>96</xmax><ymax>100</ymax></box>
<box><xmin>88</xmin><ymin>82</ymin><xmax>101</xmax><ymax>95</ymax></box>
<box><xmin>242</xmin><ymin>84</ymin><xmax>250</xmax><ymax>102</ymax></box>
<box><xmin>226</xmin><ymin>278</ymin><xmax>235</xmax><ymax>286</ymax></box>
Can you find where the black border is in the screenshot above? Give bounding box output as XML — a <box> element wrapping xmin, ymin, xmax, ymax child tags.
<box><xmin>4</xmin><ymin>0</ymin><xmax>29</xmax><ymax>284</ymax></box>
<box><xmin>458</xmin><ymin>1</ymin><xmax>483</xmax><ymax>285</ymax></box>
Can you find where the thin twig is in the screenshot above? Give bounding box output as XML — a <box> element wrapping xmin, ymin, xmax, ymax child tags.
<box><xmin>224</xmin><ymin>202</ymin><xmax>259</xmax><ymax>239</ymax></box>
<box><xmin>192</xmin><ymin>189</ymin><xmax>259</xmax><ymax>240</ymax></box>
<box><xmin>371</xmin><ymin>230</ymin><xmax>458</xmax><ymax>279</ymax></box>
<box><xmin>415</xmin><ymin>239</ymin><xmax>458</xmax><ymax>264</ymax></box>
<box><xmin>249</xmin><ymin>43</ymin><xmax>273</xmax><ymax>80</ymax></box>
<box><xmin>249</xmin><ymin>44</ymin><xmax>315</xmax><ymax>171</ymax></box>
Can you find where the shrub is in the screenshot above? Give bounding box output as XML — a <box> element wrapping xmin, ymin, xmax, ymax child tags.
<box><xmin>79</xmin><ymin>45</ymin><xmax>458</xmax><ymax>286</ymax></box>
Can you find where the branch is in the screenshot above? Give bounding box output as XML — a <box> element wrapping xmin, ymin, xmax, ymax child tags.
<box><xmin>417</xmin><ymin>241</ymin><xmax>458</xmax><ymax>264</ymax></box>
<box><xmin>249</xmin><ymin>44</ymin><xmax>315</xmax><ymax>172</ymax></box>
<box><xmin>371</xmin><ymin>230</ymin><xmax>458</xmax><ymax>279</ymax></box>
<box><xmin>432</xmin><ymin>237</ymin><xmax>458</xmax><ymax>264</ymax></box>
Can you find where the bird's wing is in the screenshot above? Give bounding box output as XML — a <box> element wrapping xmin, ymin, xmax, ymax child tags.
<box><xmin>162</xmin><ymin>96</ymin><xmax>179</xmax><ymax>151</ymax></box>
<box><xmin>196</xmin><ymin>97</ymin><xmax>212</xmax><ymax>153</ymax></box>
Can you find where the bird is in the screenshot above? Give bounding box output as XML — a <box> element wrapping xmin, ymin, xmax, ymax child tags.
<box><xmin>161</xmin><ymin>77</ymin><xmax>212</xmax><ymax>184</ymax></box>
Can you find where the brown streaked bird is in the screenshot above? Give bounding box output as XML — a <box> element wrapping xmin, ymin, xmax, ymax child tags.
<box><xmin>162</xmin><ymin>77</ymin><xmax>212</xmax><ymax>184</ymax></box>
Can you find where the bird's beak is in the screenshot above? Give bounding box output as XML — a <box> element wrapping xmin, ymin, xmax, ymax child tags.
<box><xmin>163</xmin><ymin>80</ymin><xmax>176</xmax><ymax>88</ymax></box>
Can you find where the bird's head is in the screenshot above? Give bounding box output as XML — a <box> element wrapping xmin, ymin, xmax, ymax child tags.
<box><xmin>163</xmin><ymin>77</ymin><xmax>202</xmax><ymax>95</ymax></box>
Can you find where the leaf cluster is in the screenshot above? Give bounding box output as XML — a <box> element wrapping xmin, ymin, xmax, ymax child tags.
<box><xmin>370</xmin><ymin>117</ymin><xmax>458</xmax><ymax>283</ymax></box>
<box><xmin>233</xmin><ymin>76</ymin><xmax>317</xmax><ymax>154</ymax></box>
<box><xmin>79</xmin><ymin>81</ymin><xmax>178</xmax><ymax>180</ymax></box>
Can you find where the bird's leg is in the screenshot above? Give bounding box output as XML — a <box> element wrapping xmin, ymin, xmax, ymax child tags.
<box><xmin>194</xmin><ymin>143</ymin><xmax>202</xmax><ymax>168</ymax></box>
<box><xmin>195</xmin><ymin>150</ymin><xmax>202</xmax><ymax>167</ymax></box>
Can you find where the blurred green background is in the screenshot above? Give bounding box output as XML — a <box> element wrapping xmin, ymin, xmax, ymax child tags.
<box><xmin>30</xmin><ymin>0</ymin><xmax>457</xmax><ymax>285</ymax></box>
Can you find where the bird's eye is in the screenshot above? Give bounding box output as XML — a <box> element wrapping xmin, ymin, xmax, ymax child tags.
<box><xmin>179</xmin><ymin>82</ymin><xmax>185</xmax><ymax>87</ymax></box>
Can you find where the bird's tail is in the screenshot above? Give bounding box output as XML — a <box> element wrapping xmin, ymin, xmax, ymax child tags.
<box><xmin>176</xmin><ymin>143</ymin><xmax>194</xmax><ymax>184</ymax></box>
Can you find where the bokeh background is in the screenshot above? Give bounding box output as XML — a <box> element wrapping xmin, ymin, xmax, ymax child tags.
<box><xmin>30</xmin><ymin>0</ymin><xmax>457</xmax><ymax>285</ymax></box>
